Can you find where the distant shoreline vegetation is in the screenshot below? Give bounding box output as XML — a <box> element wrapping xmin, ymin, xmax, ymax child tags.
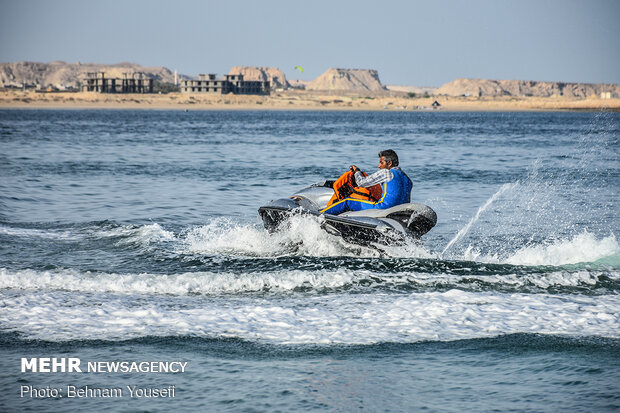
<box><xmin>153</xmin><ymin>82</ymin><xmax>180</xmax><ymax>94</ymax></box>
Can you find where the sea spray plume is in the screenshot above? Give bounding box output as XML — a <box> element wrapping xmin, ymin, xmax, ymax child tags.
<box><xmin>269</xmin><ymin>214</ymin><xmax>434</xmax><ymax>258</ymax></box>
<box><xmin>182</xmin><ymin>216</ymin><xmax>433</xmax><ymax>259</ymax></box>
<box><xmin>500</xmin><ymin>115</ymin><xmax>618</xmax><ymax>244</ymax></box>
<box><xmin>183</xmin><ymin>218</ymin><xmax>279</xmax><ymax>256</ymax></box>
<box><xmin>182</xmin><ymin>216</ymin><xmax>380</xmax><ymax>258</ymax></box>
<box><xmin>442</xmin><ymin>182</ymin><xmax>516</xmax><ymax>256</ymax></box>
<box><xmin>446</xmin><ymin>114</ymin><xmax>618</xmax><ymax>264</ymax></box>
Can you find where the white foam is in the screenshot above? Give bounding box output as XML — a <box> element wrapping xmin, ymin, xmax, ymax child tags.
<box><xmin>0</xmin><ymin>289</ymin><xmax>617</xmax><ymax>344</ymax></box>
<box><xmin>183</xmin><ymin>216</ymin><xmax>434</xmax><ymax>258</ymax></box>
<box><xmin>1</xmin><ymin>265</ymin><xmax>616</xmax><ymax>297</ymax></box>
<box><xmin>0</xmin><ymin>225</ymin><xmax>79</xmax><ymax>240</ymax></box>
<box><xmin>505</xmin><ymin>232</ymin><xmax>620</xmax><ymax>266</ymax></box>
<box><xmin>2</xmin><ymin>217</ymin><xmax>433</xmax><ymax>259</ymax></box>
<box><xmin>0</xmin><ymin>267</ymin><xmax>359</xmax><ymax>295</ymax></box>
<box><xmin>97</xmin><ymin>223</ymin><xmax>176</xmax><ymax>247</ymax></box>
<box><xmin>381</xmin><ymin>268</ymin><xmax>614</xmax><ymax>291</ymax></box>
<box><xmin>462</xmin><ymin>232</ymin><xmax>620</xmax><ymax>267</ymax></box>
<box><xmin>0</xmin><ymin>223</ymin><xmax>176</xmax><ymax>246</ymax></box>
<box><xmin>184</xmin><ymin>218</ymin><xmax>283</xmax><ymax>256</ymax></box>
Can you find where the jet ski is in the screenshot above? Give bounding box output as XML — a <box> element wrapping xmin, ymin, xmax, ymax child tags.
<box><xmin>258</xmin><ymin>180</ymin><xmax>437</xmax><ymax>246</ymax></box>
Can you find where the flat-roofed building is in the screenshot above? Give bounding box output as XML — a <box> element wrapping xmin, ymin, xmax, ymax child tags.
<box><xmin>82</xmin><ymin>72</ymin><xmax>153</xmax><ymax>93</ymax></box>
<box><xmin>181</xmin><ymin>73</ymin><xmax>269</xmax><ymax>95</ymax></box>
<box><xmin>121</xmin><ymin>72</ymin><xmax>153</xmax><ymax>93</ymax></box>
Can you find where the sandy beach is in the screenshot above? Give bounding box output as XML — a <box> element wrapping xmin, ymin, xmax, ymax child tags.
<box><xmin>1</xmin><ymin>90</ymin><xmax>618</xmax><ymax>111</ymax></box>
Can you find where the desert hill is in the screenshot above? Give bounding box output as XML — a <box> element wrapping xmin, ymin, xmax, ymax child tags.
<box><xmin>306</xmin><ymin>68</ymin><xmax>387</xmax><ymax>92</ymax></box>
<box><xmin>0</xmin><ymin>61</ymin><xmax>182</xmax><ymax>89</ymax></box>
<box><xmin>228</xmin><ymin>66</ymin><xmax>289</xmax><ymax>89</ymax></box>
<box><xmin>436</xmin><ymin>78</ymin><xmax>619</xmax><ymax>98</ymax></box>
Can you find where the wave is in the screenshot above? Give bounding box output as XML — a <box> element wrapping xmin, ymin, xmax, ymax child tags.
<box><xmin>1</xmin><ymin>289</ymin><xmax>617</xmax><ymax>344</ymax></box>
<box><xmin>1</xmin><ymin>264</ymin><xmax>617</xmax><ymax>296</ymax></box>
<box><xmin>0</xmin><ymin>225</ymin><xmax>80</xmax><ymax>241</ymax></box>
<box><xmin>4</xmin><ymin>333</ymin><xmax>615</xmax><ymax>354</ymax></box>
<box><xmin>505</xmin><ymin>232</ymin><xmax>620</xmax><ymax>266</ymax></box>
<box><xmin>95</xmin><ymin>222</ymin><xmax>176</xmax><ymax>248</ymax></box>
<box><xmin>0</xmin><ymin>221</ymin><xmax>175</xmax><ymax>247</ymax></box>
<box><xmin>2</xmin><ymin>220</ymin><xmax>618</xmax><ymax>268</ymax></box>
<box><xmin>462</xmin><ymin>232</ymin><xmax>620</xmax><ymax>267</ymax></box>
<box><xmin>1</xmin><ymin>218</ymin><xmax>434</xmax><ymax>259</ymax></box>
<box><xmin>170</xmin><ymin>221</ymin><xmax>620</xmax><ymax>269</ymax></box>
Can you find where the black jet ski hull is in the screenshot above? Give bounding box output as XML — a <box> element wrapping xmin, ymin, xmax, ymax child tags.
<box><xmin>258</xmin><ymin>204</ymin><xmax>407</xmax><ymax>245</ymax></box>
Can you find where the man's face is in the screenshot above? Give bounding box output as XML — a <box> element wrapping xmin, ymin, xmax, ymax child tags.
<box><xmin>378</xmin><ymin>156</ymin><xmax>392</xmax><ymax>169</ymax></box>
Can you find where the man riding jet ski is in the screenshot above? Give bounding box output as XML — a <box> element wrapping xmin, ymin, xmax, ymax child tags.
<box><xmin>258</xmin><ymin>150</ymin><xmax>436</xmax><ymax>246</ymax></box>
<box><xmin>321</xmin><ymin>149</ymin><xmax>412</xmax><ymax>215</ymax></box>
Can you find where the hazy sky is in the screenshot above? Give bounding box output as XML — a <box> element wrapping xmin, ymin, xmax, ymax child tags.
<box><xmin>1</xmin><ymin>0</ymin><xmax>618</xmax><ymax>86</ymax></box>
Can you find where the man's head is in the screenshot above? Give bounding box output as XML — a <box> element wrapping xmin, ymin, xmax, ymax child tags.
<box><xmin>378</xmin><ymin>149</ymin><xmax>399</xmax><ymax>169</ymax></box>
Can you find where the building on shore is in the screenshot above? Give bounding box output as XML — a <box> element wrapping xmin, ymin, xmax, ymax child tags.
<box><xmin>82</xmin><ymin>72</ymin><xmax>154</xmax><ymax>93</ymax></box>
<box><xmin>181</xmin><ymin>74</ymin><xmax>269</xmax><ymax>95</ymax></box>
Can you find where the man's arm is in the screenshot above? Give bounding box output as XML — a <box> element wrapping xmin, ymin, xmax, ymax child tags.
<box><xmin>354</xmin><ymin>168</ymin><xmax>393</xmax><ymax>188</ymax></box>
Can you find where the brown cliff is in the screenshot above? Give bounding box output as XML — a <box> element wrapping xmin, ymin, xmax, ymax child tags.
<box><xmin>0</xmin><ymin>61</ymin><xmax>181</xmax><ymax>89</ymax></box>
<box><xmin>436</xmin><ymin>78</ymin><xmax>620</xmax><ymax>98</ymax></box>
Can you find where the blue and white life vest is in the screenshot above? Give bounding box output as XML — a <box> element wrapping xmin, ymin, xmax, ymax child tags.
<box><xmin>376</xmin><ymin>168</ymin><xmax>412</xmax><ymax>208</ymax></box>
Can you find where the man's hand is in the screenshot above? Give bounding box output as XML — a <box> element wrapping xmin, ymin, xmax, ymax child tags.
<box><xmin>350</xmin><ymin>165</ymin><xmax>360</xmax><ymax>173</ymax></box>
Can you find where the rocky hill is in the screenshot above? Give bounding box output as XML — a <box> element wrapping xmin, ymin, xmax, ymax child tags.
<box><xmin>228</xmin><ymin>66</ymin><xmax>289</xmax><ymax>89</ymax></box>
<box><xmin>0</xmin><ymin>61</ymin><xmax>182</xmax><ymax>89</ymax></box>
<box><xmin>306</xmin><ymin>68</ymin><xmax>387</xmax><ymax>92</ymax></box>
<box><xmin>436</xmin><ymin>78</ymin><xmax>620</xmax><ymax>98</ymax></box>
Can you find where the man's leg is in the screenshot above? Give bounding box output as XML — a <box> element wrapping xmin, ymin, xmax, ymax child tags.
<box><xmin>320</xmin><ymin>198</ymin><xmax>374</xmax><ymax>215</ymax></box>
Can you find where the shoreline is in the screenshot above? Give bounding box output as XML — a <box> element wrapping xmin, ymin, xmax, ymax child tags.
<box><xmin>1</xmin><ymin>90</ymin><xmax>618</xmax><ymax>112</ymax></box>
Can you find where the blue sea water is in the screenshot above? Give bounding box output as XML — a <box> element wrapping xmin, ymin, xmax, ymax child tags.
<box><xmin>0</xmin><ymin>109</ymin><xmax>618</xmax><ymax>412</ymax></box>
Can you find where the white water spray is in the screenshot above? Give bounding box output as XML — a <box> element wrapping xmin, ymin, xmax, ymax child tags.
<box><xmin>442</xmin><ymin>183</ymin><xmax>516</xmax><ymax>256</ymax></box>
